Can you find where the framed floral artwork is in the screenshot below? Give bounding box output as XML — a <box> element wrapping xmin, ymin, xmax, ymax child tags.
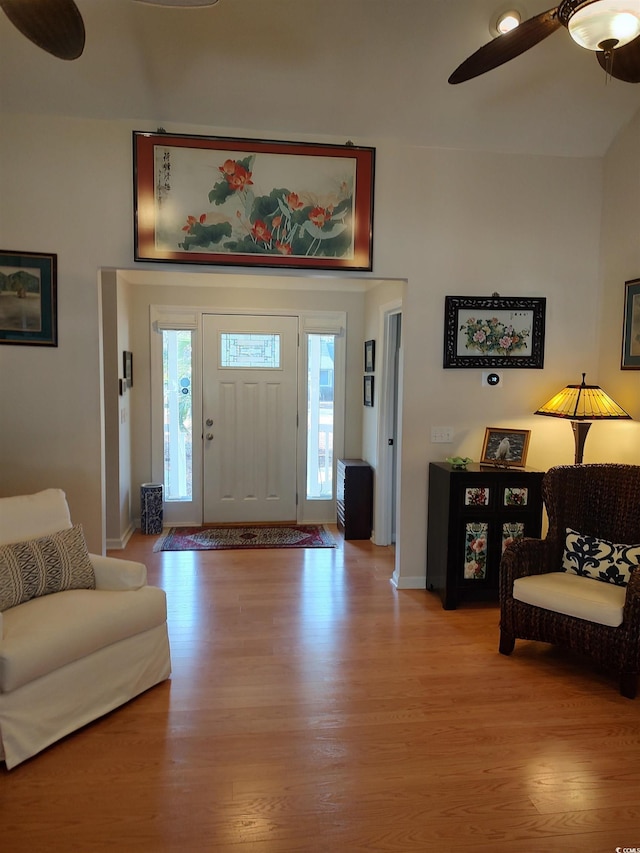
<box><xmin>133</xmin><ymin>131</ymin><xmax>375</xmax><ymax>271</ymax></box>
<box><xmin>443</xmin><ymin>295</ymin><xmax>546</xmax><ymax>368</ymax></box>
<box><xmin>0</xmin><ymin>250</ymin><xmax>57</xmax><ymax>346</ymax></box>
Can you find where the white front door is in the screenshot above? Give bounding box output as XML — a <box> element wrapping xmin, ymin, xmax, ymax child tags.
<box><xmin>202</xmin><ymin>314</ymin><xmax>298</xmax><ymax>523</ymax></box>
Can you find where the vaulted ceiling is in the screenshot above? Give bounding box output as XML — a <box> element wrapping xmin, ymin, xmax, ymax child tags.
<box><xmin>1</xmin><ymin>0</ymin><xmax>639</xmax><ymax>158</ymax></box>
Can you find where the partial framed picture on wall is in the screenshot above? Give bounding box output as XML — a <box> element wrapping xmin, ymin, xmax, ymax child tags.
<box><xmin>364</xmin><ymin>375</ymin><xmax>374</xmax><ymax>407</ymax></box>
<box><xmin>622</xmin><ymin>278</ymin><xmax>640</xmax><ymax>369</ymax></box>
<box><xmin>364</xmin><ymin>339</ymin><xmax>375</xmax><ymax>372</ymax></box>
<box><xmin>0</xmin><ymin>250</ymin><xmax>57</xmax><ymax>346</ymax></box>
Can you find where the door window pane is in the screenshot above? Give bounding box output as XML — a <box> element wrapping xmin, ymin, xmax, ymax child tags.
<box><xmin>307</xmin><ymin>334</ymin><xmax>334</xmax><ymax>499</ymax></box>
<box><xmin>220</xmin><ymin>333</ymin><xmax>281</xmax><ymax>368</ymax></box>
<box><xmin>163</xmin><ymin>330</ymin><xmax>193</xmax><ymax>501</ymax></box>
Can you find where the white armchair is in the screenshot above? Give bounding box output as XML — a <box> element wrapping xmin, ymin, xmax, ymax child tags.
<box><xmin>0</xmin><ymin>489</ymin><xmax>171</xmax><ymax>769</ymax></box>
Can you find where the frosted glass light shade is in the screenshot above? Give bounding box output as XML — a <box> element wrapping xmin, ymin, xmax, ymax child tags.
<box><xmin>568</xmin><ymin>0</ymin><xmax>640</xmax><ymax>50</ymax></box>
<box><xmin>497</xmin><ymin>12</ymin><xmax>521</xmax><ymax>33</ymax></box>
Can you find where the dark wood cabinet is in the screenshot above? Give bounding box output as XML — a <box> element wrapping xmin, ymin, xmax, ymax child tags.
<box><xmin>337</xmin><ymin>459</ymin><xmax>373</xmax><ymax>540</ymax></box>
<box><xmin>426</xmin><ymin>462</ymin><xmax>544</xmax><ymax>609</ymax></box>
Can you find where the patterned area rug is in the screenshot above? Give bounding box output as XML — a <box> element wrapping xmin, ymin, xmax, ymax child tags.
<box><xmin>153</xmin><ymin>524</ymin><xmax>336</xmax><ymax>552</ymax></box>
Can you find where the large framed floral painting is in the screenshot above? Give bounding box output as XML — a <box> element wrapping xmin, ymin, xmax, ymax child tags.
<box><xmin>133</xmin><ymin>131</ymin><xmax>375</xmax><ymax>271</ymax></box>
<box><xmin>443</xmin><ymin>295</ymin><xmax>546</xmax><ymax>368</ymax></box>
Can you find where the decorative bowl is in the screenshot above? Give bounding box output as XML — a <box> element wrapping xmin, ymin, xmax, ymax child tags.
<box><xmin>445</xmin><ymin>456</ymin><xmax>473</xmax><ymax>470</ymax></box>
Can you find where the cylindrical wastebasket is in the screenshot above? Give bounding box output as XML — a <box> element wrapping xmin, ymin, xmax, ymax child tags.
<box><xmin>140</xmin><ymin>483</ymin><xmax>163</xmax><ymax>535</ymax></box>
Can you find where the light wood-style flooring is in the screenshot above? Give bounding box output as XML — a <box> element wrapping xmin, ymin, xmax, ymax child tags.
<box><xmin>2</xmin><ymin>528</ymin><xmax>639</xmax><ymax>852</ymax></box>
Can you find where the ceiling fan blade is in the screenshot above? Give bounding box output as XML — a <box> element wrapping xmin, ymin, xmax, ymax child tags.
<box><xmin>449</xmin><ymin>8</ymin><xmax>562</xmax><ymax>84</ymax></box>
<box><xmin>597</xmin><ymin>36</ymin><xmax>640</xmax><ymax>82</ymax></box>
<box><xmin>0</xmin><ymin>0</ymin><xmax>85</xmax><ymax>59</ymax></box>
<box><xmin>132</xmin><ymin>1</ymin><xmax>220</xmax><ymax>5</ymax></box>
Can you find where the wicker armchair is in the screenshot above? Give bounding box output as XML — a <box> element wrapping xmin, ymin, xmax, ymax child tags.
<box><xmin>499</xmin><ymin>464</ymin><xmax>640</xmax><ymax>698</ymax></box>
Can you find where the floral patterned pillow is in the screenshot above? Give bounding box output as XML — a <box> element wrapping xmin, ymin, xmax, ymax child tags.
<box><xmin>562</xmin><ymin>528</ymin><xmax>640</xmax><ymax>586</ymax></box>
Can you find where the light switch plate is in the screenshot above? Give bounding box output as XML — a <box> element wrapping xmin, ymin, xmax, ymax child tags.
<box><xmin>431</xmin><ymin>427</ymin><xmax>454</xmax><ymax>443</ymax></box>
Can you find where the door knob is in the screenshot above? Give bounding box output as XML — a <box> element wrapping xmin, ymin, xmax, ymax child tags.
<box><xmin>206</xmin><ymin>433</ymin><xmax>214</xmax><ymax>441</ymax></box>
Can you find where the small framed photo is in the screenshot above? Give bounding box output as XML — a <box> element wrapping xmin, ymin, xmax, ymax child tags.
<box><xmin>0</xmin><ymin>249</ymin><xmax>57</xmax><ymax>346</ymax></box>
<box><xmin>621</xmin><ymin>278</ymin><xmax>640</xmax><ymax>369</ymax></box>
<box><xmin>123</xmin><ymin>350</ymin><xmax>133</xmax><ymax>388</ymax></box>
<box><xmin>364</xmin><ymin>339</ymin><xmax>375</xmax><ymax>373</ymax></box>
<box><xmin>480</xmin><ymin>427</ymin><xmax>530</xmax><ymax>467</ymax></box>
<box><xmin>364</xmin><ymin>374</ymin><xmax>374</xmax><ymax>407</ymax></box>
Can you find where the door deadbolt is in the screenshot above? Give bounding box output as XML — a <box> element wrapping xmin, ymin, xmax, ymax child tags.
<box><xmin>206</xmin><ymin>418</ymin><xmax>213</xmax><ymax>426</ymax></box>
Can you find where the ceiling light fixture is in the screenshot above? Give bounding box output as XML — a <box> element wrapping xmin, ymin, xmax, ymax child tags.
<box><xmin>560</xmin><ymin>0</ymin><xmax>640</xmax><ymax>50</ymax></box>
<box><xmin>451</xmin><ymin>0</ymin><xmax>640</xmax><ymax>85</ymax></box>
<box><xmin>496</xmin><ymin>10</ymin><xmax>522</xmax><ymax>34</ymax></box>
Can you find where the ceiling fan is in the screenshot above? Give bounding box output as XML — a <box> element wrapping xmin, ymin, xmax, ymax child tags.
<box><xmin>449</xmin><ymin>0</ymin><xmax>640</xmax><ymax>84</ymax></box>
<box><xmin>0</xmin><ymin>0</ymin><xmax>220</xmax><ymax>60</ymax></box>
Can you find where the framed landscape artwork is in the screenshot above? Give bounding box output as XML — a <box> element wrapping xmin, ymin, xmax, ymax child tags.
<box><xmin>133</xmin><ymin>131</ymin><xmax>375</xmax><ymax>271</ymax></box>
<box><xmin>0</xmin><ymin>250</ymin><xmax>57</xmax><ymax>346</ymax></box>
<box><xmin>443</xmin><ymin>295</ymin><xmax>546</xmax><ymax>369</ymax></box>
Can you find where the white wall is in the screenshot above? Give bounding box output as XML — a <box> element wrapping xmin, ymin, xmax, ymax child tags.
<box><xmin>3</xmin><ymin>113</ymin><xmax>639</xmax><ymax>588</ymax></box>
<box><xmin>598</xmin><ymin>109</ymin><xmax>640</xmax><ymax>447</ymax></box>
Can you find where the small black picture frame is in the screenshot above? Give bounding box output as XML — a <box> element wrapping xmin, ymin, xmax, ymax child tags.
<box><xmin>364</xmin><ymin>375</ymin><xmax>374</xmax><ymax>407</ymax></box>
<box><xmin>444</xmin><ymin>295</ymin><xmax>546</xmax><ymax>369</ymax></box>
<box><xmin>123</xmin><ymin>351</ymin><xmax>133</xmax><ymax>388</ymax></box>
<box><xmin>364</xmin><ymin>339</ymin><xmax>375</xmax><ymax>372</ymax></box>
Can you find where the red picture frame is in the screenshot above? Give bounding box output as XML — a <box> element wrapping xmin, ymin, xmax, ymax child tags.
<box><xmin>133</xmin><ymin>131</ymin><xmax>375</xmax><ymax>271</ymax></box>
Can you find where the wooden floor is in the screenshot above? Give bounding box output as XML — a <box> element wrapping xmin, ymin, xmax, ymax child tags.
<box><xmin>2</xmin><ymin>528</ymin><xmax>640</xmax><ymax>851</ymax></box>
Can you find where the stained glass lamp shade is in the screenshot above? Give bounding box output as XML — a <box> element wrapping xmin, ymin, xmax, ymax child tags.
<box><xmin>534</xmin><ymin>373</ymin><xmax>631</xmax><ymax>463</ymax></box>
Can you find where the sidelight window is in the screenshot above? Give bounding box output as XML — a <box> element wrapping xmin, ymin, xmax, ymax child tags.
<box><xmin>307</xmin><ymin>334</ymin><xmax>335</xmax><ymax>499</ymax></box>
<box><xmin>162</xmin><ymin>329</ymin><xmax>193</xmax><ymax>501</ymax></box>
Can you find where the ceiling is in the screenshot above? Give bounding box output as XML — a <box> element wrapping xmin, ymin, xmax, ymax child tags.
<box><xmin>1</xmin><ymin>0</ymin><xmax>640</xmax><ymax>158</ymax></box>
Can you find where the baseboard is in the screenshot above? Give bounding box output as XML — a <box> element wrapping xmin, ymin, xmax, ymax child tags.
<box><xmin>391</xmin><ymin>571</ymin><xmax>426</xmax><ymax>590</ymax></box>
<box><xmin>106</xmin><ymin>522</ymin><xmax>135</xmax><ymax>551</ymax></box>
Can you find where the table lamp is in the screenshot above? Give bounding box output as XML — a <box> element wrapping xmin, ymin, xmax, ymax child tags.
<box><xmin>534</xmin><ymin>373</ymin><xmax>631</xmax><ymax>464</ymax></box>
